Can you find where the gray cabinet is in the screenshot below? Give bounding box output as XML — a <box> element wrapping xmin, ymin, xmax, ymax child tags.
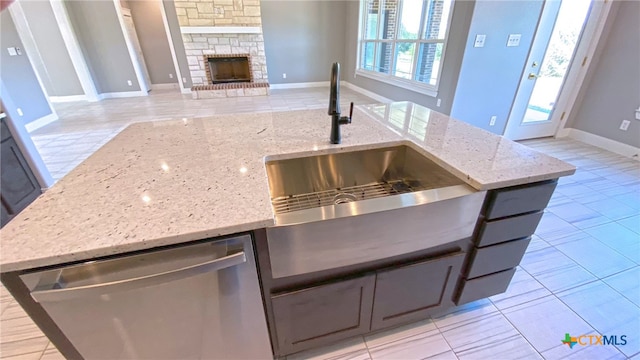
<box><xmin>269</xmin><ymin>251</ymin><xmax>466</xmax><ymax>355</ymax></box>
<box><xmin>1</xmin><ymin>201</ymin><xmax>9</xmax><ymax>226</ymax></box>
<box><xmin>371</xmin><ymin>252</ymin><xmax>464</xmax><ymax>330</ymax></box>
<box><xmin>456</xmin><ymin>180</ymin><xmax>557</xmax><ymax>305</ymax></box>
<box><xmin>271</xmin><ymin>274</ymin><xmax>375</xmax><ymax>355</ymax></box>
<box><xmin>1</xmin><ymin>119</ymin><xmax>41</xmax><ymax>227</ymax></box>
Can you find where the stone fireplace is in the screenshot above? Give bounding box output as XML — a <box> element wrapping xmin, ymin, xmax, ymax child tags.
<box><xmin>175</xmin><ymin>0</ymin><xmax>270</xmax><ymax>98</ymax></box>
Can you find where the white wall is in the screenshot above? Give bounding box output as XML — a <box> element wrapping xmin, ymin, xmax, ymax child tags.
<box><xmin>567</xmin><ymin>0</ymin><xmax>640</xmax><ymax>148</ymax></box>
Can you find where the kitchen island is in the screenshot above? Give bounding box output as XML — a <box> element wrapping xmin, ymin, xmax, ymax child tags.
<box><xmin>0</xmin><ymin>102</ymin><xmax>575</xmax><ymax>358</ymax></box>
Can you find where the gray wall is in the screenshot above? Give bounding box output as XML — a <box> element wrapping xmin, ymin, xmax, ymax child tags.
<box><xmin>163</xmin><ymin>0</ymin><xmax>192</xmax><ymax>88</ymax></box>
<box><xmin>129</xmin><ymin>0</ymin><xmax>178</xmax><ymax>85</ymax></box>
<box><xmin>261</xmin><ymin>0</ymin><xmax>347</xmax><ymax>84</ymax></box>
<box><xmin>567</xmin><ymin>1</ymin><xmax>640</xmax><ymax>147</ymax></box>
<box><xmin>344</xmin><ymin>0</ymin><xmax>475</xmax><ymax>113</ymax></box>
<box><xmin>450</xmin><ymin>0</ymin><xmax>543</xmax><ymax>134</ymax></box>
<box><xmin>0</xmin><ymin>10</ymin><xmax>52</xmax><ymax>124</ymax></box>
<box><xmin>64</xmin><ymin>0</ymin><xmax>141</xmax><ymax>93</ymax></box>
<box><xmin>20</xmin><ymin>0</ymin><xmax>83</xmax><ymax>97</ymax></box>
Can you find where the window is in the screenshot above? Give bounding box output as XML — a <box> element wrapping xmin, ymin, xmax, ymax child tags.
<box><xmin>358</xmin><ymin>0</ymin><xmax>454</xmax><ymax>94</ymax></box>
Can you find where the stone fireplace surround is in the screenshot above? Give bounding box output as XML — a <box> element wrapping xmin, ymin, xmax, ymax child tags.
<box><xmin>175</xmin><ymin>0</ymin><xmax>270</xmax><ymax>99</ymax></box>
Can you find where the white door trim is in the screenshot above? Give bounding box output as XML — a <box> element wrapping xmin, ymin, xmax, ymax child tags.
<box><xmin>159</xmin><ymin>0</ymin><xmax>189</xmax><ymax>93</ymax></box>
<box><xmin>49</xmin><ymin>0</ymin><xmax>99</xmax><ymax>102</ymax></box>
<box><xmin>112</xmin><ymin>0</ymin><xmax>149</xmax><ymax>94</ymax></box>
<box><xmin>552</xmin><ymin>0</ymin><xmax>613</xmax><ymax>136</ymax></box>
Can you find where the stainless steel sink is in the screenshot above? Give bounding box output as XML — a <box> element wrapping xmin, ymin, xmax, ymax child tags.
<box><xmin>265</xmin><ymin>144</ymin><xmax>487</xmax><ymax>278</ymax></box>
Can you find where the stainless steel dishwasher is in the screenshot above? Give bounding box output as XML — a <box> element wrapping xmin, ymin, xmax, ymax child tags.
<box><xmin>20</xmin><ymin>234</ymin><xmax>272</xmax><ymax>359</ymax></box>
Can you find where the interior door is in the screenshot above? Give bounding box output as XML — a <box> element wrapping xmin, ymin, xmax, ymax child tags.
<box><xmin>504</xmin><ymin>0</ymin><xmax>592</xmax><ymax>140</ymax></box>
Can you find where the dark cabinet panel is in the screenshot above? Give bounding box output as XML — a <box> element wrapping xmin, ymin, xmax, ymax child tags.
<box><xmin>456</xmin><ymin>268</ymin><xmax>516</xmax><ymax>305</ymax></box>
<box><xmin>1</xmin><ymin>121</ymin><xmax>11</xmax><ymax>142</ymax></box>
<box><xmin>1</xmin><ymin>137</ymin><xmax>40</xmax><ymax>214</ymax></box>
<box><xmin>371</xmin><ymin>252</ymin><xmax>464</xmax><ymax>331</ymax></box>
<box><xmin>485</xmin><ymin>180</ymin><xmax>556</xmax><ymax>219</ymax></box>
<box><xmin>271</xmin><ymin>274</ymin><xmax>375</xmax><ymax>355</ymax></box>
<box><xmin>466</xmin><ymin>237</ymin><xmax>531</xmax><ymax>278</ymax></box>
<box><xmin>476</xmin><ymin>211</ymin><xmax>543</xmax><ymax>247</ymax></box>
<box><xmin>1</xmin><ymin>201</ymin><xmax>9</xmax><ymax>227</ymax></box>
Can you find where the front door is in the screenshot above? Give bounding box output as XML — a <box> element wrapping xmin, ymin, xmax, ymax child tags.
<box><xmin>504</xmin><ymin>0</ymin><xmax>592</xmax><ymax>140</ymax></box>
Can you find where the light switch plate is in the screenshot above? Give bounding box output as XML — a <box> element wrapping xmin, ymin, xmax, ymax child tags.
<box><xmin>7</xmin><ymin>47</ymin><xmax>17</xmax><ymax>56</ymax></box>
<box><xmin>474</xmin><ymin>34</ymin><xmax>486</xmax><ymax>48</ymax></box>
<box><xmin>507</xmin><ymin>34</ymin><xmax>521</xmax><ymax>47</ymax></box>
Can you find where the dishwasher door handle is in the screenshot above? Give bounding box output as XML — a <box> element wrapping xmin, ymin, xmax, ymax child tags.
<box><xmin>31</xmin><ymin>251</ymin><xmax>246</xmax><ymax>303</ymax></box>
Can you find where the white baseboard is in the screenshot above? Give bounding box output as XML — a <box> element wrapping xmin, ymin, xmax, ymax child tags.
<box><xmin>270</xmin><ymin>81</ymin><xmax>329</xmax><ymax>90</ymax></box>
<box><xmin>26</xmin><ymin>113</ymin><xmax>58</xmax><ymax>133</ymax></box>
<box><xmin>181</xmin><ymin>87</ymin><xmax>192</xmax><ymax>94</ymax></box>
<box><xmin>49</xmin><ymin>95</ymin><xmax>87</xmax><ymax>103</ymax></box>
<box><xmin>555</xmin><ymin>127</ymin><xmax>571</xmax><ymax>138</ymax></box>
<box><xmin>150</xmin><ymin>83</ymin><xmax>180</xmax><ymax>91</ymax></box>
<box><xmin>563</xmin><ymin>128</ymin><xmax>640</xmax><ymax>160</ymax></box>
<box><xmin>97</xmin><ymin>91</ymin><xmax>149</xmax><ymax>100</ymax></box>
<box><xmin>341</xmin><ymin>81</ymin><xmax>392</xmax><ymax>103</ymax></box>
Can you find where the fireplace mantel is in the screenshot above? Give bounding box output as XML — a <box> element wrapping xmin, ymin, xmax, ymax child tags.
<box><xmin>180</xmin><ymin>26</ymin><xmax>261</xmax><ymax>34</ymax></box>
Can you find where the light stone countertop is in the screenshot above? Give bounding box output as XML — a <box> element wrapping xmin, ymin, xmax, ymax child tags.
<box><xmin>0</xmin><ymin>102</ymin><xmax>575</xmax><ymax>272</ymax></box>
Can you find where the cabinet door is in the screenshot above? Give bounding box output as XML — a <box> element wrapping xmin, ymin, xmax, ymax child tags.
<box><xmin>371</xmin><ymin>252</ymin><xmax>465</xmax><ymax>331</ymax></box>
<box><xmin>1</xmin><ymin>138</ymin><xmax>41</xmax><ymax>214</ymax></box>
<box><xmin>1</xmin><ymin>201</ymin><xmax>10</xmax><ymax>228</ymax></box>
<box><xmin>271</xmin><ymin>274</ymin><xmax>375</xmax><ymax>356</ymax></box>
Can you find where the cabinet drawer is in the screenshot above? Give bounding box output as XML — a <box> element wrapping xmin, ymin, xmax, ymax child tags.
<box><xmin>456</xmin><ymin>268</ymin><xmax>516</xmax><ymax>305</ymax></box>
<box><xmin>271</xmin><ymin>274</ymin><xmax>375</xmax><ymax>355</ymax></box>
<box><xmin>466</xmin><ymin>237</ymin><xmax>531</xmax><ymax>279</ymax></box>
<box><xmin>485</xmin><ymin>180</ymin><xmax>557</xmax><ymax>219</ymax></box>
<box><xmin>371</xmin><ymin>252</ymin><xmax>464</xmax><ymax>331</ymax></box>
<box><xmin>476</xmin><ymin>212</ymin><xmax>543</xmax><ymax>247</ymax></box>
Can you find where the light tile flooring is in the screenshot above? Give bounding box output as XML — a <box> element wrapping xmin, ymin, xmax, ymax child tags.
<box><xmin>2</xmin><ymin>89</ymin><xmax>639</xmax><ymax>359</ymax></box>
<box><xmin>31</xmin><ymin>88</ymin><xmax>375</xmax><ymax>181</ymax></box>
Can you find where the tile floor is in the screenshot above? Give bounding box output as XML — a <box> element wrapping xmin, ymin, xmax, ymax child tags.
<box><xmin>31</xmin><ymin>87</ymin><xmax>375</xmax><ymax>181</ymax></box>
<box><xmin>2</xmin><ymin>89</ymin><xmax>639</xmax><ymax>359</ymax></box>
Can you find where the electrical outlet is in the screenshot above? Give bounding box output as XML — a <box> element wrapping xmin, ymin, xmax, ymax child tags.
<box><xmin>183</xmin><ymin>77</ymin><xmax>187</xmax><ymax>84</ymax></box>
<box><xmin>169</xmin><ymin>73</ymin><xmax>174</xmax><ymax>79</ymax></box>
<box><xmin>507</xmin><ymin>34</ymin><xmax>521</xmax><ymax>47</ymax></box>
<box><xmin>282</xmin><ymin>73</ymin><xmax>287</xmax><ymax>79</ymax></box>
<box><xmin>474</xmin><ymin>34</ymin><xmax>486</xmax><ymax>48</ymax></box>
<box><xmin>16</xmin><ymin>108</ymin><xmax>23</xmax><ymax>116</ymax></box>
<box><xmin>127</xmin><ymin>80</ymin><xmax>133</xmax><ymax>86</ymax></box>
<box><xmin>635</xmin><ymin>107</ymin><xmax>640</xmax><ymax>120</ymax></box>
<box><xmin>620</xmin><ymin>120</ymin><xmax>631</xmax><ymax>131</ymax></box>
<box><xmin>490</xmin><ymin>116</ymin><xmax>497</xmax><ymax>126</ymax></box>
<box><xmin>436</xmin><ymin>98</ymin><xmax>441</xmax><ymax>107</ymax></box>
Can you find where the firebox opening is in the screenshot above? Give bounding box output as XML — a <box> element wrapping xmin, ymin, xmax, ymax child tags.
<box><xmin>208</xmin><ymin>56</ymin><xmax>251</xmax><ymax>84</ymax></box>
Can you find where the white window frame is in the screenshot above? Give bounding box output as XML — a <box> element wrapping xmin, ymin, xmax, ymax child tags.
<box><xmin>355</xmin><ymin>0</ymin><xmax>455</xmax><ymax>97</ymax></box>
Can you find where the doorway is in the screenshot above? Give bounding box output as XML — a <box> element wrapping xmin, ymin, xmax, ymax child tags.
<box><xmin>504</xmin><ymin>0</ymin><xmax>592</xmax><ymax>140</ymax></box>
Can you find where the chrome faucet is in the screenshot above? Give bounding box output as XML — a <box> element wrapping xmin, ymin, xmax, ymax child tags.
<box><xmin>328</xmin><ymin>62</ymin><xmax>353</xmax><ymax>144</ymax></box>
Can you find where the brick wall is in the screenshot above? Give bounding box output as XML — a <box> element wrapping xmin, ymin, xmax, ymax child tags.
<box><xmin>418</xmin><ymin>0</ymin><xmax>444</xmax><ymax>83</ymax></box>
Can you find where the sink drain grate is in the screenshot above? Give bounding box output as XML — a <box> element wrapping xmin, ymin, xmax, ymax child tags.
<box><xmin>271</xmin><ymin>180</ymin><xmax>425</xmax><ymax>214</ymax></box>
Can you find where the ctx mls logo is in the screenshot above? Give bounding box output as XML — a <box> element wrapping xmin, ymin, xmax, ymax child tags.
<box><xmin>562</xmin><ymin>333</ymin><xmax>627</xmax><ymax>348</ymax></box>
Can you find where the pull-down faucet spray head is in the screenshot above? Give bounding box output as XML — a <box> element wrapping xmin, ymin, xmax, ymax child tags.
<box><xmin>328</xmin><ymin>62</ymin><xmax>353</xmax><ymax>144</ymax></box>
